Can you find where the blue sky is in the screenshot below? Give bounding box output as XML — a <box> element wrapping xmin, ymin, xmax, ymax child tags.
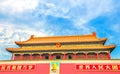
<box><xmin>0</xmin><ymin>0</ymin><xmax>120</xmax><ymax>60</ymax></box>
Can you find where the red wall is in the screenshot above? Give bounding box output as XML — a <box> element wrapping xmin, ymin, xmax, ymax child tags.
<box><xmin>61</xmin><ymin>63</ymin><xmax>120</xmax><ymax>74</ymax></box>
<box><xmin>0</xmin><ymin>63</ymin><xmax>120</xmax><ymax>74</ymax></box>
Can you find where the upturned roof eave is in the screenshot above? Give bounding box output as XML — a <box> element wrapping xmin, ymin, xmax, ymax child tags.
<box><xmin>15</xmin><ymin>38</ymin><xmax>107</xmax><ymax>45</ymax></box>
<box><xmin>15</xmin><ymin>32</ymin><xmax>98</xmax><ymax>45</ymax></box>
<box><xmin>6</xmin><ymin>45</ymin><xmax>116</xmax><ymax>52</ymax></box>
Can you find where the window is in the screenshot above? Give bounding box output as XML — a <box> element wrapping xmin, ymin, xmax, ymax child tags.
<box><xmin>14</xmin><ymin>54</ymin><xmax>20</xmax><ymax>60</ymax></box>
<box><xmin>23</xmin><ymin>54</ymin><xmax>30</xmax><ymax>60</ymax></box>
<box><xmin>56</xmin><ymin>55</ymin><xmax>61</xmax><ymax>59</ymax></box>
<box><xmin>45</xmin><ymin>56</ymin><xmax>49</xmax><ymax>59</ymax></box>
<box><xmin>33</xmin><ymin>54</ymin><xmax>40</xmax><ymax>60</ymax></box>
<box><xmin>68</xmin><ymin>55</ymin><xmax>72</xmax><ymax>59</ymax></box>
<box><xmin>87</xmin><ymin>53</ymin><xmax>96</xmax><ymax>59</ymax></box>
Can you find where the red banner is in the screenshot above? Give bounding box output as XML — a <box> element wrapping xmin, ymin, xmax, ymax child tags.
<box><xmin>0</xmin><ymin>64</ymin><xmax>36</xmax><ymax>71</ymax></box>
<box><xmin>75</xmin><ymin>64</ymin><xmax>120</xmax><ymax>71</ymax></box>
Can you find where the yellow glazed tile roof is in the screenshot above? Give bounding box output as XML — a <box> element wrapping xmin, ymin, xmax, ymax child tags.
<box><xmin>6</xmin><ymin>45</ymin><xmax>116</xmax><ymax>52</ymax></box>
<box><xmin>15</xmin><ymin>32</ymin><xmax>107</xmax><ymax>45</ymax></box>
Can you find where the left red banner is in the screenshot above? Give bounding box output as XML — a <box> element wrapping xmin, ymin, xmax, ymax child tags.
<box><xmin>0</xmin><ymin>64</ymin><xmax>36</xmax><ymax>71</ymax></box>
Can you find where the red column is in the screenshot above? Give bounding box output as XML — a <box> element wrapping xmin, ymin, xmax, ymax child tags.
<box><xmin>63</xmin><ymin>53</ymin><xmax>66</xmax><ymax>59</ymax></box>
<box><xmin>108</xmin><ymin>52</ymin><xmax>111</xmax><ymax>60</ymax></box>
<box><xmin>40</xmin><ymin>54</ymin><xmax>42</xmax><ymax>60</ymax></box>
<box><xmin>30</xmin><ymin>54</ymin><xmax>33</xmax><ymax>60</ymax></box>
<box><xmin>13</xmin><ymin>54</ymin><xmax>16</xmax><ymax>60</ymax></box>
<box><xmin>85</xmin><ymin>53</ymin><xmax>88</xmax><ymax>59</ymax></box>
<box><xmin>52</xmin><ymin>55</ymin><xmax>55</xmax><ymax>60</ymax></box>
<box><xmin>11</xmin><ymin>53</ymin><xmax>14</xmax><ymax>60</ymax></box>
<box><xmin>50</xmin><ymin>54</ymin><xmax>53</xmax><ymax>60</ymax></box>
<box><xmin>96</xmin><ymin>53</ymin><xmax>99</xmax><ymax>59</ymax></box>
<box><xmin>49</xmin><ymin>54</ymin><xmax>51</xmax><ymax>60</ymax></box>
<box><xmin>74</xmin><ymin>53</ymin><xmax>76</xmax><ymax>59</ymax></box>
<box><xmin>20</xmin><ymin>54</ymin><xmax>23</xmax><ymax>60</ymax></box>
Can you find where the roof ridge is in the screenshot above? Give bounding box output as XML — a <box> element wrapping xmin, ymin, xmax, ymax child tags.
<box><xmin>30</xmin><ymin>32</ymin><xmax>96</xmax><ymax>39</ymax></box>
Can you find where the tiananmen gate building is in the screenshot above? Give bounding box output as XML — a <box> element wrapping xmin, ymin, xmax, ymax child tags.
<box><xmin>0</xmin><ymin>32</ymin><xmax>120</xmax><ymax>74</ymax></box>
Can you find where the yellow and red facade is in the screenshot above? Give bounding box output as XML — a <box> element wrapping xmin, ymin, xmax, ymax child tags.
<box><xmin>0</xmin><ymin>32</ymin><xmax>120</xmax><ymax>74</ymax></box>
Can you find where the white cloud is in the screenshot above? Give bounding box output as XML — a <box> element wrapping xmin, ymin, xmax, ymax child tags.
<box><xmin>0</xmin><ymin>23</ymin><xmax>53</xmax><ymax>45</ymax></box>
<box><xmin>0</xmin><ymin>0</ymin><xmax>39</xmax><ymax>14</ymax></box>
<box><xmin>0</xmin><ymin>0</ymin><xmax>119</xmax><ymax>60</ymax></box>
<box><xmin>33</xmin><ymin>0</ymin><xmax>114</xmax><ymax>33</ymax></box>
<box><xmin>72</xmin><ymin>0</ymin><xmax>114</xmax><ymax>31</ymax></box>
<box><xmin>110</xmin><ymin>24</ymin><xmax>120</xmax><ymax>33</ymax></box>
<box><xmin>0</xmin><ymin>45</ymin><xmax>11</xmax><ymax>60</ymax></box>
<box><xmin>0</xmin><ymin>0</ymin><xmax>116</xmax><ymax>44</ymax></box>
<box><xmin>35</xmin><ymin>0</ymin><xmax>113</xmax><ymax>18</ymax></box>
<box><xmin>0</xmin><ymin>22</ymin><xmax>54</xmax><ymax>60</ymax></box>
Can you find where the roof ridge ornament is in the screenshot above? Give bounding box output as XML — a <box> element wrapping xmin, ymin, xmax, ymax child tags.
<box><xmin>30</xmin><ymin>35</ymin><xmax>34</xmax><ymax>39</ymax></box>
<box><xmin>92</xmin><ymin>32</ymin><xmax>96</xmax><ymax>36</ymax></box>
<box><xmin>56</xmin><ymin>43</ymin><xmax>61</xmax><ymax>48</ymax></box>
